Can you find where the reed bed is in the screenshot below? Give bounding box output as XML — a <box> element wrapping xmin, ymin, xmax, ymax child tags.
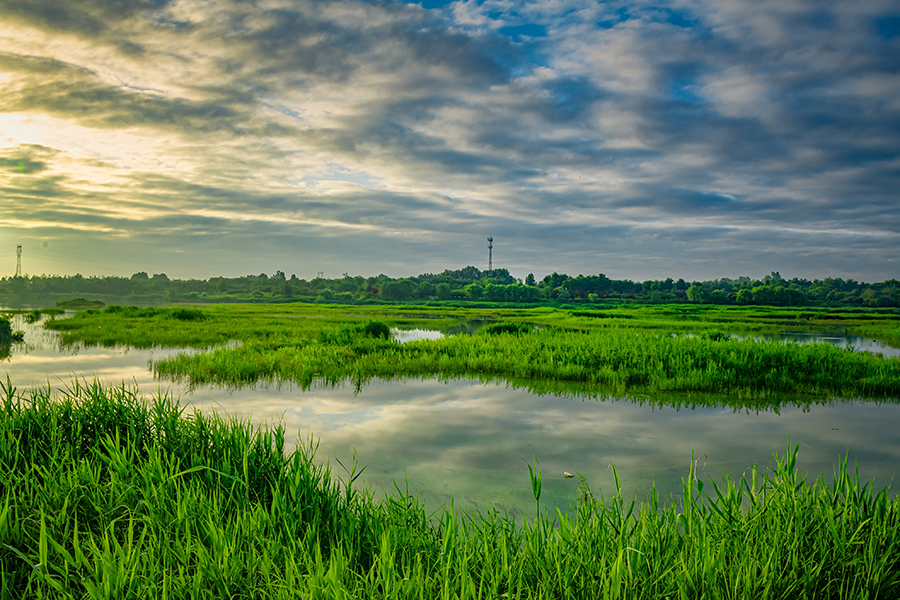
<box><xmin>1</xmin><ymin>381</ymin><xmax>898</xmax><ymax>598</ymax></box>
<box><xmin>43</xmin><ymin>304</ymin><xmax>900</xmax><ymax>404</ymax></box>
<box><xmin>152</xmin><ymin>325</ymin><xmax>900</xmax><ymax>403</ymax></box>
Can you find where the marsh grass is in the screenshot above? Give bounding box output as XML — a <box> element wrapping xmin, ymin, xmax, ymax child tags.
<box><xmin>151</xmin><ymin>325</ymin><xmax>900</xmax><ymax>403</ymax></box>
<box><xmin>42</xmin><ymin>304</ymin><xmax>900</xmax><ymax>403</ymax></box>
<box><xmin>1</xmin><ymin>380</ymin><xmax>899</xmax><ymax>598</ymax></box>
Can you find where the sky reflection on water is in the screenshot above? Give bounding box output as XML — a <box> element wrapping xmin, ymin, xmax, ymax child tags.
<box><xmin>2</xmin><ymin>313</ymin><xmax>898</xmax><ymax>517</ymax></box>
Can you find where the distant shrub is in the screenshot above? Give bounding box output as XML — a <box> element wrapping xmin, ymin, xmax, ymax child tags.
<box><xmin>360</xmin><ymin>320</ymin><xmax>391</xmax><ymax>340</ymax></box>
<box><xmin>571</xmin><ymin>312</ymin><xmax>633</xmax><ymax>319</ymax></box>
<box><xmin>478</xmin><ymin>322</ymin><xmax>533</xmax><ymax>336</ymax></box>
<box><xmin>700</xmin><ymin>331</ymin><xmax>731</xmax><ymax>342</ymax></box>
<box><xmin>104</xmin><ymin>305</ymin><xmax>169</xmax><ymax>318</ymax></box>
<box><xmin>171</xmin><ymin>308</ymin><xmax>207</xmax><ymax>321</ymax></box>
<box><xmin>319</xmin><ymin>320</ymin><xmax>391</xmax><ymax>344</ymax></box>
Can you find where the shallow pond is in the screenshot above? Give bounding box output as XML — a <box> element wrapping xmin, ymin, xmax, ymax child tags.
<box><xmin>3</xmin><ymin>313</ymin><xmax>899</xmax><ymax>517</ymax></box>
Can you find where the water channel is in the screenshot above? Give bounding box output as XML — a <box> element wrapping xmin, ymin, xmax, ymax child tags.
<box><xmin>3</xmin><ymin>312</ymin><xmax>899</xmax><ymax>517</ymax></box>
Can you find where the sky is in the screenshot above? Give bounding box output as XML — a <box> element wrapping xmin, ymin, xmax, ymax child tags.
<box><xmin>1</xmin><ymin>0</ymin><xmax>898</xmax><ymax>283</ymax></box>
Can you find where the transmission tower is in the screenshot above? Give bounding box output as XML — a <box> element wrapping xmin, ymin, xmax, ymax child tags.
<box><xmin>15</xmin><ymin>244</ymin><xmax>22</xmax><ymax>277</ymax></box>
<box><xmin>487</xmin><ymin>237</ymin><xmax>493</xmax><ymax>272</ymax></box>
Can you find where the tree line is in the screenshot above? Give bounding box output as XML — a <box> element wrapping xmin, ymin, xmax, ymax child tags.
<box><xmin>1</xmin><ymin>268</ymin><xmax>898</xmax><ymax>308</ymax></box>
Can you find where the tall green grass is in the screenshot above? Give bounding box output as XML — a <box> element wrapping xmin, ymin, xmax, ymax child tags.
<box><xmin>1</xmin><ymin>381</ymin><xmax>898</xmax><ymax>598</ymax></box>
<box><xmin>42</xmin><ymin>304</ymin><xmax>900</xmax><ymax>403</ymax></box>
<box><xmin>153</xmin><ymin>325</ymin><xmax>900</xmax><ymax>403</ymax></box>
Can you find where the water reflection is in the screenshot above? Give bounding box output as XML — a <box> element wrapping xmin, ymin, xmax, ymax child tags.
<box><xmin>749</xmin><ymin>331</ymin><xmax>900</xmax><ymax>358</ymax></box>
<box><xmin>1</xmin><ymin>314</ymin><xmax>898</xmax><ymax>518</ymax></box>
<box><xmin>392</xmin><ymin>328</ymin><xmax>444</xmax><ymax>343</ymax></box>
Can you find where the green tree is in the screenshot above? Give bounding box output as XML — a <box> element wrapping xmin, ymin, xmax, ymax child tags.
<box><xmin>435</xmin><ymin>283</ymin><xmax>452</xmax><ymax>300</ymax></box>
<box><xmin>417</xmin><ymin>281</ymin><xmax>435</xmax><ymax>298</ymax></box>
<box><xmin>525</xmin><ymin>273</ymin><xmax>536</xmax><ymax>287</ymax></box>
<box><xmin>464</xmin><ymin>283</ymin><xmax>483</xmax><ymax>300</ymax></box>
<box><xmin>736</xmin><ymin>288</ymin><xmax>754</xmax><ymax>305</ymax></box>
<box><xmin>686</xmin><ymin>284</ymin><xmax>709</xmax><ymax>304</ymax></box>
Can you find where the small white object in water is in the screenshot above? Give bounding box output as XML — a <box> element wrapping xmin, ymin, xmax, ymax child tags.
<box><xmin>564</xmin><ymin>471</ymin><xmax>575</xmax><ymax>479</ymax></box>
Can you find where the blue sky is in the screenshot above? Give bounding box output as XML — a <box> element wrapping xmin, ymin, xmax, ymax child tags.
<box><xmin>0</xmin><ymin>0</ymin><xmax>898</xmax><ymax>281</ymax></box>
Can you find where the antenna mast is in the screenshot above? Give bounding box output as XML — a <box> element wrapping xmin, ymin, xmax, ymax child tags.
<box><xmin>15</xmin><ymin>244</ymin><xmax>22</xmax><ymax>277</ymax></box>
<box><xmin>487</xmin><ymin>237</ymin><xmax>493</xmax><ymax>272</ymax></box>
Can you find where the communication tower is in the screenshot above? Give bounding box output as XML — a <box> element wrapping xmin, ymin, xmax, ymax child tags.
<box><xmin>15</xmin><ymin>244</ymin><xmax>22</xmax><ymax>277</ymax></box>
<box><xmin>487</xmin><ymin>237</ymin><xmax>493</xmax><ymax>272</ymax></box>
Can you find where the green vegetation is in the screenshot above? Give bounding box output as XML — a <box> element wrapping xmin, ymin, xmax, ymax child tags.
<box><xmin>44</xmin><ymin>303</ymin><xmax>900</xmax><ymax>405</ymax></box>
<box><xmin>2</xmin><ymin>381</ymin><xmax>898</xmax><ymax>598</ymax></box>
<box><xmin>0</xmin><ymin>316</ymin><xmax>24</xmax><ymax>347</ymax></box>
<box><xmin>3</xmin><ymin>267</ymin><xmax>899</xmax><ymax>308</ymax></box>
<box><xmin>152</xmin><ymin>325</ymin><xmax>900</xmax><ymax>403</ymax></box>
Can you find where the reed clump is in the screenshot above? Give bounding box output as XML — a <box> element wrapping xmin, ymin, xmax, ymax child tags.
<box><xmin>0</xmin><ymin>317</ymin><xmax>24</xmax><ymax>349</ymax></box>
<box><xmin>1</xmin><ymin>381</ymin><xmax>898</xmax><ymax>598</ymax></box>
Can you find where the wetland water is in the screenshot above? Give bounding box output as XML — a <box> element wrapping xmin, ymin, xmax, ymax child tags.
<box><xmin>3</xmin><ymin>313</ymin><xmax>899</xmax><ymax>516</ymax></box>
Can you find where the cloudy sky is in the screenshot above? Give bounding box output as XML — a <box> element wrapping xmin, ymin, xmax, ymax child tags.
<box><xmin>1</xmin><ymin>0</ymin><xmax>898</xmax><ymax>282</ymax></box>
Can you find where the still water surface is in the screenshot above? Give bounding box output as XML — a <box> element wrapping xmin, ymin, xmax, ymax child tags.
<box><xmin>3</xmin><ymin>313</ymin><xmax>899</xmax><ymax>516</ymax></box>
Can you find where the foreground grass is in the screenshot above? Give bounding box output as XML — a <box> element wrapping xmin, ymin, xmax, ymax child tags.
<box><xmin>1</xmin><ymin>381</ymin><xmax>899</xmax><ymax>599</ymax></box>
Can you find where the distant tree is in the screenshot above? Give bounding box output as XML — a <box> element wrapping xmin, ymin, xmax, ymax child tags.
<box><xmin>709</xmin><ymin>289</ymin><xmax>731</xmax><ymax>304</ymax></box>
<box><xmin>862</xmin><ymin>288</ymin><xmax>878</xmax><ymax>306</ymax></box>
<box><xmin>542</xmin><ymin>272</ymin><xmax>571</xmax><ymax>291</ymax></box>
<box><xmin>525</xmin><ymin>273</ymin><xmax>536</xmax><ymax>287</ymax></box>
<box><xmin>130</xmin><ymin>272</ymin><xmax>149</xmax><ymax>280</ymax></box>
<box><xmin>483</xmin><ymin>268</ymin><xmax>516</xmax><ymax>285</ymax></box>
<box><xmin>686</xmin><ymin>284</ymin><xmax>709</xmax><ymax>304</ymax></box>
<box><xmin>417</xmin><ymin>281</ymin><xmax>435</xmax><ymax>298</ymax></box>
<box><xmin>736</xmin><ymin>288</ymin><xmax>753</xmax><ymax>305</ymax></box>
<box><xmin>379</xmin><ymin>282</ymin><xmax>403</xmax><ymax>301</ymax></box>
<box><xmin>273</xmin><ymin>270</ymin><xmax>286</xmax><ymax>281</ymax></box>
<box><xmin>436</xmin><ymin>283</ymin><xmax>452</xmax><ymax>300</ymax></box>
<box><xmin>464</xmin><ymin>283</ymin><xmax>483</xmax><ymax>300</ymax></box>
<box><xmin>151</xmin><ymin>273</ymin><xmax>169</xmax><ymax>282</ymax></box>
